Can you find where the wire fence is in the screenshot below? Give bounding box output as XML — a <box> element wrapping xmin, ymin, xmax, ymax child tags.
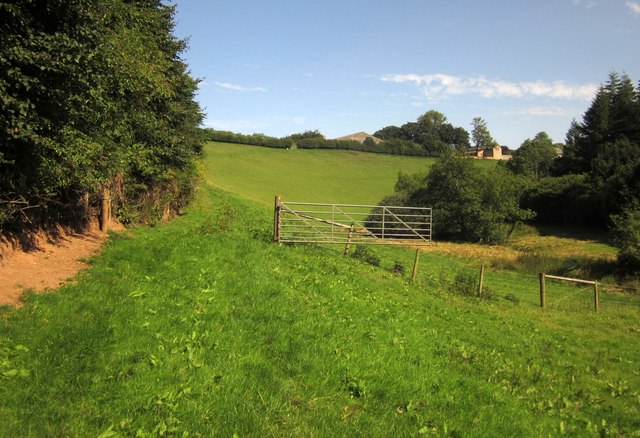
<box><xmin>272</xmin><ymin>197</ymin><xmax>639</xmax><ymax>314</ymax></box>
<box><xmin>379</xmin><ymin>245</ymin><xmax>640</xmax><ymax>313</ymax></box>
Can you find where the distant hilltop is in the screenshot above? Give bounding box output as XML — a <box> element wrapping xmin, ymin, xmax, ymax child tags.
<box><xmin>333</xmin><ymin>132</ymin><xmax>383</xmax><ymax>144</ymax></box>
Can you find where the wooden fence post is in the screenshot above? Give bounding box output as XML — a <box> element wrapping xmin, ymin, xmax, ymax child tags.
<box><xmin>100</xmin><ymin>187</ymin><xmax>110</xmax><ymax>233</ymax></box>
<box><xmin>273</xmin><ymin>196</ymin><xmax>282</xmax><ymax>243</ymax></box>
<box><xmin>81</xmin><ymin>192</ymin><xmax>90</xmax><ymax>228</ymax></box>
<box><xmin>539</xmin><ymin>273</ymin><xmax>546</xmax><ymax>309</ymax></box>
<box><xmin>594</xmin><ymin>282</ymin><xmax>600</xmax><ymax>312</ymax></box>
<box><xmin>344</xmin><ymin>225</ymin><xmax>354</xmax><ymax>256</ymax></box>
<box><xmin>478</xmin><ymin>264</ymin><xmax>485</xmax><ymax>298</ymax></box>
<box><xmin>411</xmin><ymin>249</ymin><xmax>420</xmax><ymax>283</ymax></box>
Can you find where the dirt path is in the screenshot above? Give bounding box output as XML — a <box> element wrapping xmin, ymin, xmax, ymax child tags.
<box><xmin>0</xmin><ymin>229</ymin><xmax>109</xmax><ymax>307</ymax></box>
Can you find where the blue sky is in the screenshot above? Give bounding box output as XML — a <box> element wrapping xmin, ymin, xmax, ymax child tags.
<box><xmin>171</xmin><ymin>0</ymin><xmax>640</xmax><ymax>148</ymax></box>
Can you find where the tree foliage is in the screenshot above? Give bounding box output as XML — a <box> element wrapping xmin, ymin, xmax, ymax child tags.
<box><xmin>471</xmin><ymin>117</ymin><xmax>495</xmax><ymax>149</ymax></box>
<box><xmin>611</xmin><ymin>201</ymin><xmax>640</xmax><ymax>272</ymax></box>
<box><xmin>374</xmin><ymin>110</ymin><xmax>470</xmax><ymax>156</ymax></box>
<box><xmin>376</xmin><ymin>154</ymin><xmax>533</xmax><ymax>244</ymax></box>
<box><xmin>0</xmin><ymin>0</ymin><xmax>203</xmax><ymax>230</ymax></box>
<box><xmin>507</xmin><ymin>132</ymin><xmax>557</xmax><ymax>181</ymax></box>
<box><xmin>522</xmin><ymin>72</ymin><xmax>640</xmax><ymax>229</ymax></box>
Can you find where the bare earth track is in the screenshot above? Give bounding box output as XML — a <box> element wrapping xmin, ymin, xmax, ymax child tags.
<box><xmin>0</xmin><ymin>229</ymin><xmax>109</xmax><ymax>307</ymax></box>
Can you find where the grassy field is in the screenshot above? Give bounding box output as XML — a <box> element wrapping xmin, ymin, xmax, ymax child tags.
<box><xmin>205</xmin><ymin>141</ymin><xmax>445</xmax><ymax>206</ymax></box>
<box><xmin>0</xmin><ymin>145</ymin><xmax>639</xmax><ymax>436</ymax></box>
<box><xmin>205</xmin><ymin>142</ymin><xmax>618</xmax><ymax>269</ymax></box>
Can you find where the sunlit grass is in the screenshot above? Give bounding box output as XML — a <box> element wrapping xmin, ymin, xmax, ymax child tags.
<box><xmin>203</xmin><ymin>141</ymin><xmax>439</xmax><ymax>206</ymax></box>
<box><xmin>0</xmin><ymin>147</ymin><xmax>638</xmax><ymax>435</ymax></box>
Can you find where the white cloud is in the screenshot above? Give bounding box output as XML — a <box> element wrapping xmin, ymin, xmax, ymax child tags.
<box><xmin>213</xmin><ymin>81</ymin><xmax>267</xmax><ymax>92</ymax></box>
<box><xmin>572</xmin><ymin>0</ymin><xmax>596</xmax><ymax>8</ymax></box>
<box><xmin>204</xmin><ymin>119</ymin><xmax>269</xmax><ymax>132</ymax></box>
<box><xmin>502</xmin><ymin>107</ymin><xmax>572</xmax><ymax>117</ymax></box>
<box><xmin>626</xmin><ymin>1</ymin><xmax>640</xmax><ymax>15</ymax></box>
<box><xmin>380</xmin><ymin>73</ymin><xmax>598</xmax><ymax>101</ymax></box>
<box><xmin>204</xmin><ymin>115</ymin><xmax>307</xmax><ymax>133</ymax></box>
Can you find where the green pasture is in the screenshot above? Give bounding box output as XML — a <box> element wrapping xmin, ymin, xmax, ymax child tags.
<box><xmin>204</xmin><ymin>141</ymin><xmax>442</xmax><ymax>206</ymax></box>
<box><xmin>0</xmin><ymin>145</ymin><xmax>638</xmax><ymax>436</ymax></box>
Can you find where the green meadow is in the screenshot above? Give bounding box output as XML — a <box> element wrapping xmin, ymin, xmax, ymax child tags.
<box><xmin>0</xmin><ymin>144</ymin><xmax>639</xmax><ymax>436</ymax></box>
<box><xmin>204</xmin><ymin>141</ymin><xmax>441</xmax><ymax>205</ymax></box>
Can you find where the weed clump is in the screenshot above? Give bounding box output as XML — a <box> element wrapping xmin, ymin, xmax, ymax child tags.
<box><xmin>351</xmin><ymin>245</ymin><xmax>380</xmax><ymax>267</ymax></box>
<box><xmin>449</xmin><ymin>271</ymin><xmax>478</xmax><ymax>297</ymax></box>
<box><xmin>197</xmin><ymin>202</ymin><xmax>237</xmax><ymax>234</ymax></box>
<box><xmin>391</xmin><ymin>261</ymin><xmax>406</xmax><ymax>276</ymax></box>
<box><xmin>503</xmin><ymin>293</ymin><xmax>520</xmax><ymax>304</ymax></box>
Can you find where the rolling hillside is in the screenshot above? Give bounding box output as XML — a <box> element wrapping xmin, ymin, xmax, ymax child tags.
<box><xmin>204</xmin><ymin>141</ymin><xmax>441</xmax><ymax>205</ymax></box>
<box><xmin>0</xmin><ymin>144</ymin><xmax>638</xmax><ymax>436</ymax></box>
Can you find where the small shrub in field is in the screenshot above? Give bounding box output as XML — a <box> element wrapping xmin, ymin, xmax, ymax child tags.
<box><xmin>503</xmin><ymin>293</ymin><xmax>520</xmax><ymax>304</ymax></box>
<box><xmin>512</xmin><ymin>251</ymin><xmax>564</xmax><ymax>274</ymax></box>
<box><xmin>479</xmin><ymin>286</ymin><xmax>496</xmax><ymax>301</ymax></box>
<box><xmin>553</xmin><ymin>256</ymin><xmax>590</xmax><ymax>279</ymax></box>
<box><xmin>391</xmin><ymin>261</ymin><xmax>406</xmax><ymax>276</ymax></box>
<box><xmin>611</xmin><ymin>201</ymin><xmax>640</xmax><ymax>274</ymax></box>
<box><xmin>351</xmin><ymin>245</ymin><xmax>380</xmax><ymax>267</ymax></box>
<box><xmin>449</xmin><ymin>270</ymin><xmax>478</xmax><ymax>297</ymax></box>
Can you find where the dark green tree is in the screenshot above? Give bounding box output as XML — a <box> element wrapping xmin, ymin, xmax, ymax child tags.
<box><xmin>528</xmin><ymin>72</ymin><xmax>640</xmax><ymax>230</ymax></box>
<box><xmin>0</xmin><ymin>0</ymin><xmax>203</xmax><ymax>231</ymax></box>
<box><xmin>471</xmin><ymin>117</ymin><xmax>495</xmax><ymax>149</ymax></box>
<box><xmin>374</xmin><ymin>110</ymin><xmax>470</xmax><ymax>156</ymax></box>
<box><xmin>507</xmin><ymin>132</ymin><xmax>558</xmax><ymax>181</ymax></box>
<box><xmin>397</xmin><ymin>154</ymin><xmax>532</xmax><ymax>243</ymax></box>
<box><xmin>611</xmin><ymin>201</ymin><xmax>640</xmax><ymax>273</ymax></box>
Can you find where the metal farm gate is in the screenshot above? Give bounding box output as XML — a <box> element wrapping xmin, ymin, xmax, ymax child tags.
<box><xmin>273</xmin><ymin>197</ymin><xmax>432</xmax><ymax>279</ymax></box>
<box><xmin>273</xmin><ymin>197</ymin><xmax>431</xmax><ymax>246</ymax></box>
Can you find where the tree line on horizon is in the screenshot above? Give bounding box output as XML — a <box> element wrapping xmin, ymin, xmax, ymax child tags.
<box><xmin>201</xmin><ymin>110</ymin><xmax>474</xmax><ymax>157</ymax></box>
<box><xmin>0</xmin><ymin>0</ymin><xmax>203</xmax><ymax>234</ymax></box>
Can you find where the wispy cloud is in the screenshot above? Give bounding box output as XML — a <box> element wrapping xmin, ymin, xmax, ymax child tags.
<box><xmin>502</xmin><ymin>107</ymin><xmax>572</xmax><ymax>117</ymax></box>
<box><xmin>572</xmin><ymin>0</ymin><xmax>596</xmax><ymax>8</ymax></box>
<box><xmin>204</xmin><ymin>116</ymin><xmax>306</xmax><ymax>133</ymax></box>
<box><xmin>626</xmin><ymin>1</ymin><xmax>640</xmax><ymax>15</ymax></box>
<box><xmin>214</xmin><ymin>81</ymin><xmax>267</xmax><ymax>92</ymax></box>
<box><xmin>380</xmin><ymin>74</ymin><xmax>598</xmax><ymax>100</ymax></box>
<box><xmin>204</xmin><ymin>119</ymin><xmax>268</xmax><ymax>131</ymax></box>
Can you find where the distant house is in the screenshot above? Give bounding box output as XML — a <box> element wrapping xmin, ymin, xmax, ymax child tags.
<box><xmin>469</xmin><ymin>144</ymin><xmax>511</xmax><ymax>160</ymax></box>
<box><xmin>334</xmin><ymin>131</ymin><xmax>383</xmax><ymax>144</ymax></box>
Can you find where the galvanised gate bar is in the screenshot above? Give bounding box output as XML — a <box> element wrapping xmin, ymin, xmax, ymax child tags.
<box><xmin>273</xmin><ymin>197</ymin><xmax>432</xmax><ymax>247</ymax></box>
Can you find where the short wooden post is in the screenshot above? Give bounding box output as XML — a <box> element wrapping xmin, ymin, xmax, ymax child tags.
<box><xmin>344</xmin><ymin>225</ymin><xmax>354</xmax><ymax>256</ymax></box>
<box><xmin>273</xmin><ymin>196</ymin><xmax>282</xmax><ymax>243</ymax></box>
<box><xmin>539</xmin><ymin>273</ymin><xmax>546</xmax><ymax>309</ymax></box>
<box><xmin>411</xmin><ymin>249</ymin><xmax>420</xmax><ymax>283</ymax></box>
<box><xmin>81</xmin><ymin>192</ymin><xmax>90</xmax><ymax>228</ymax></box>
<box><xmin>100</xmin><ymin>187</ymin><xmax>111</xmax><ymax>233</ymax></box>
<box><xmin>478</xmin><ymin>264</ymin><xmax>485</xmax><ymax>298</ymax></box>
<box><xmin>594</xmin><ymin>282</ymin><xmax>599</xmax><ymax>312</ymax></box>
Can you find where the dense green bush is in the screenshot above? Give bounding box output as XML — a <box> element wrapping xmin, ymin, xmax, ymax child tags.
<box><xmin>202</xmin><ymin>129</ymin><xmax>292</xmax><ymax>149</ymax></box>
<box><xmin>0</xmin><ymin>0</ymin><xmax>203</xmax><ymax>232</ymax></box>
<box><xmin>394</xmin><ymin>154</ymin><xmax>533</xmax><ymax>244</ymax></box>
<box><xmin>611</xmin><ymin>202</ymin><xmax>640</xmax><ymax>273</ymax></box>
<box><xmin>521</xmin><ymin>73</ymin><xmax>640</xmax><ymax>231</ymax></box>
